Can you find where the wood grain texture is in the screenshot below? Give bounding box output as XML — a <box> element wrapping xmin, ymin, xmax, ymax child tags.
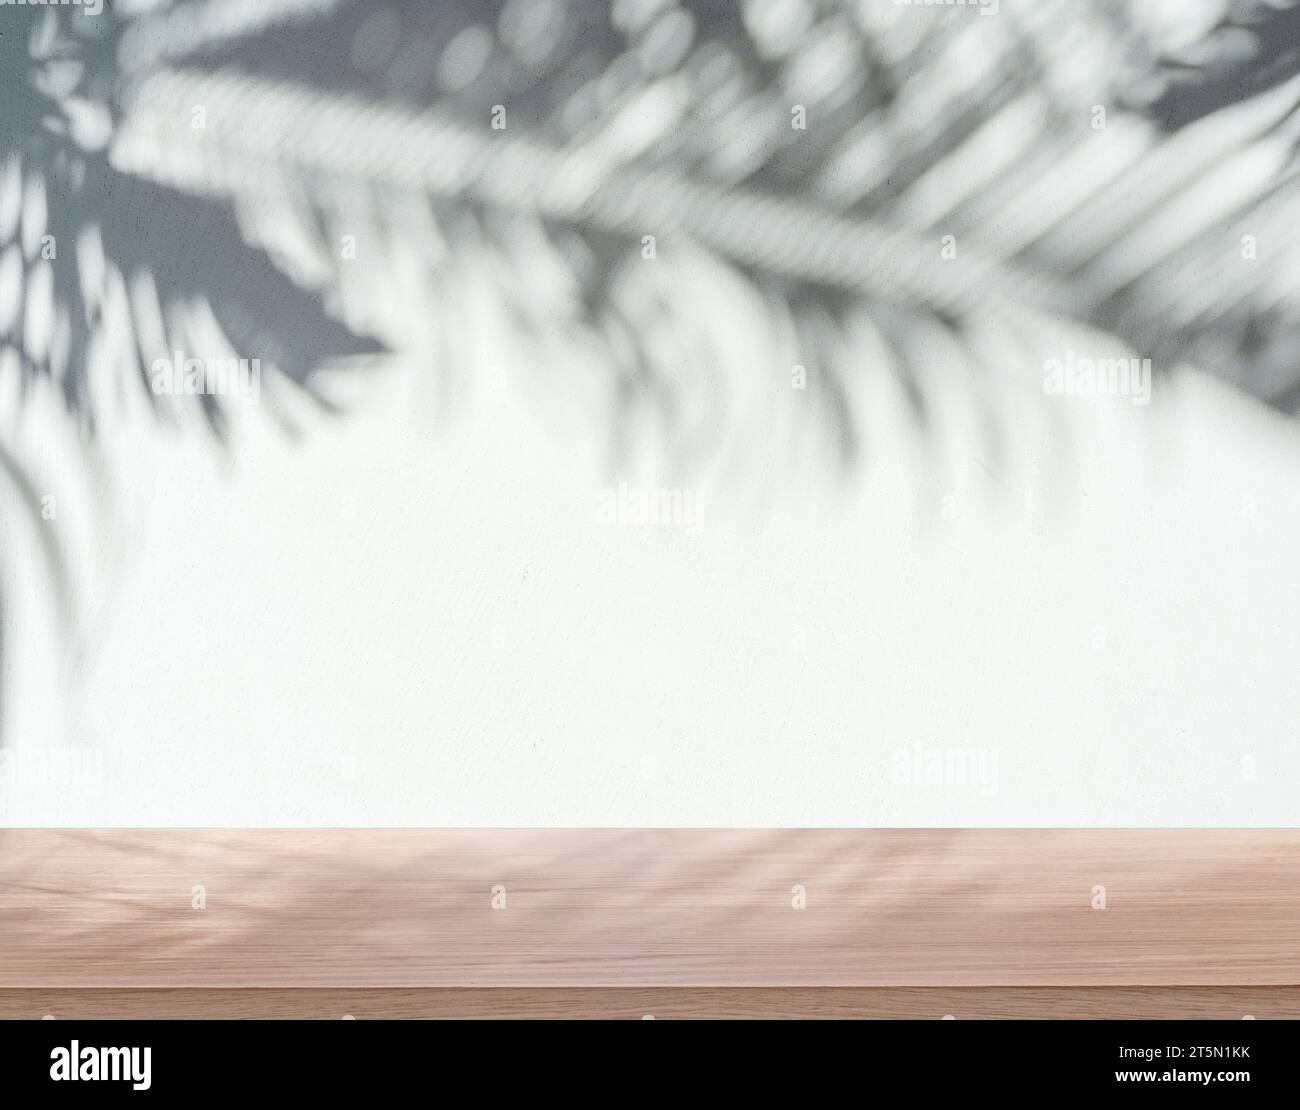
<box><xmin>2</xmin><ymin>988</ymin><xmax>1295</xmax><ymax>1020</ymax></box>
<box><xmin>1</xmin><ymin>830</ymin><xmax>1298</xmax><ymax>987</ymax></box>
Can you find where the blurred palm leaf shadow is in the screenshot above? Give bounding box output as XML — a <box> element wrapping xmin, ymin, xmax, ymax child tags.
<box><xmin>97</xmin><ymin>0</ymin><xmax>1300</xmax><ymax>451</ymax></box>
<box><xmin>4</xmin><ymin>0</ymin><xmax>1300</xmax><ymax>735</ymax></box>
<box><xmin>0</xmin><ymin>2</ymin><xmax>384</xmax><ymax>435</ymax></box>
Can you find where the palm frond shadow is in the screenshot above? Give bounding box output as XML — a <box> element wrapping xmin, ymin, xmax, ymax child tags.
<box><xmin>9</xmin><ymin>2</ymin><xmax>1300</xmax><ymax>458</ymax></box>
<box><xmin>106</xmin><ymin>1</ymin><xmax>1300</xmax><ymax>469</ymax></box>
<box><xmin>2</xmin><ymin>4</ymin><xmax>384</xmax><ymax>435</ymax></box>
<box><xmin>1</xmin><ymin>3</ymin><xmax>387</xmax><ymax>731</ymax></box>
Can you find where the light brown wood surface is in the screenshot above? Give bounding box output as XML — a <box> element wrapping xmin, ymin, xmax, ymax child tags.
<box><xmin>2</xmin><ymin>987</ymin><xmax>1294</xmax><ymax>1020</ymax></box>
<box><xmin>2</xmin><ymin>830</ymin><xmax>1298</xmax><ymax>988</ymax></box>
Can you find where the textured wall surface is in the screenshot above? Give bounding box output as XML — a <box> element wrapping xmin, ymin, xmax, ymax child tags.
<box><xmin>3</xmin><ymin>2</ymin><xmax>1300</xmax><ymax>826</ymax></box>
